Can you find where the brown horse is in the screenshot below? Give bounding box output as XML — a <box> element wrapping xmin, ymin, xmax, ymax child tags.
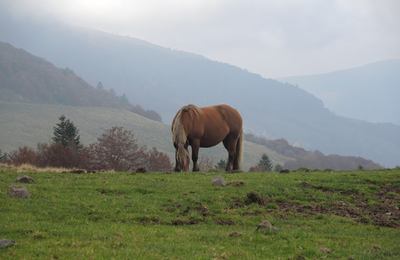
<box><xmin>171</xmin><ymin>104</ymin><xmax>243</xmax><ymax>172</ymax></box>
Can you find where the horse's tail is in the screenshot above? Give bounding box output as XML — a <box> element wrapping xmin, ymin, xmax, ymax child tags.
<box><xmin>236</xmin><ymin>128</ymin><xmax>243</xmax><ymax>169</ymax></box>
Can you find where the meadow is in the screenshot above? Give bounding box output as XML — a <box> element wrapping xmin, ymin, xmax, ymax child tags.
<box><xmin>0</xmin><ymin>166</ymin><xmax>399</xmax><ymax>259</ymax></box>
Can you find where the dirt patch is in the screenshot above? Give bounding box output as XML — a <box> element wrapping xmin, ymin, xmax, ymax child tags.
<box><xmin>175</xmin><ymin>202</ymin><xmax>211</xmax><ymax>217</ymax></box>
<box><xmin>229</xmin><ymin>197</ymin><xmax>245</xmax><ymax>208</ymax></box>
<box><xmin>136</xmin><ymin>216</ymin><xmax>162</xmax><ymax>225</ymax></box>
<box><xmin>97</xmin><ymin>188</ymin><xmax>126</xmax><ymax>196</ymax></box>
<box><xmin>245</xmin><ymin>191</ymin><xmax>268</xmax><ymax>206</ymax></box>
<box><xmin>170</xmin><ymin>217</ymin><xmax>202</xmax><ymax>225</ymax></box>
<box><xmin>277</xmin><ymin>191</ymin><xmax>399</xmax><ymax>228</ymax></box>
<box><xmin>226</xmin><ymin>181</ymin><xmax>245</xmax><ymax>187</ymax></box>
<box><xmin>300</xmin><ymin>181</ymin><xmax>360</xmax><ymax>195</ymax></box>
<box><xmin>228</xmin><ymin>231</ymin><xmax>242</xmax><ymax>237</ymax></box>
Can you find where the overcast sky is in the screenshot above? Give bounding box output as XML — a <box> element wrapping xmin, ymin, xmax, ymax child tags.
<box><xmin>4</xmin><ymin>0</ymin><xmax>400</xmax><ymax>77</ymax></box>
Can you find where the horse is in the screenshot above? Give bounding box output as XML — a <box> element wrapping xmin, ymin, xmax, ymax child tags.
<box><xmin>171</xmin><ymin>104</ymin><xmax>243</xmax><ymax>172</ymax></box>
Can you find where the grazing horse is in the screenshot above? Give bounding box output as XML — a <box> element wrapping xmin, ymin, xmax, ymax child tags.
<box><xmin>171</xmin><ymin>104</ymin><xmax>243</xmax><ymax>172</ymax></box>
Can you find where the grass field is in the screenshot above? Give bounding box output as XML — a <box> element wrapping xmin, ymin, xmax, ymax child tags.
<box><xmin>0</xmin><ymin>167</ymin><xmax>399</xmax><ymax>259</ymax></box>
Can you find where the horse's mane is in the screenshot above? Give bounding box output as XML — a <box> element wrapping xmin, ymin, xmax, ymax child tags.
<box><xmin>171</xmin><ymin>104</ymin><xmax>201</xmax><ymax>145</ymax></box>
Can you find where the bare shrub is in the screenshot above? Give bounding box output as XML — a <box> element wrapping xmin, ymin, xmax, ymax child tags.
<box><xmin>146</xmin><ymin>147</ymin><xmax>173</xmax><ymax>172</ymax></box>
<box><xmin>87</xmin><ymin>127</ymin><xmax>147</xmax><ymax>171</ymax></box>
<box><xmin>8</xmin><ymin>146</ymin><xmax>38</xmax><ymax>166</ymax></box>
<box><xmin>36</xmin><ymin>143</ymin><xmax>83</xmax><ymax>168</ymax></box>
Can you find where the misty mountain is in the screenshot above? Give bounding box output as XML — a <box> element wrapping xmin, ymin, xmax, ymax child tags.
<box><xmin>1</xmin><ymin>17</ymin><xmax>399</xmax><ymax>167</ymax></box>
<box><xmin>245</xmin><ymin>134</ymin><xmax>380</xmax><ymax>170</ymax></box>
<box><xmin>281</xmin><ymin>60</ymin><xmax>400</xmax><ymax>125</ymax></box>
<box><xmin>0</xmin><ymin>41</ymin><xmax>161</xmax><ymax>121</ymax></box>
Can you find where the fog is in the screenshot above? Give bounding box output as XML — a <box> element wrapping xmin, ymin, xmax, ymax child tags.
<box><xmin>3</xmin><ymin>0</ymin><xmax>400</xmax><ymax>77</ymax></box>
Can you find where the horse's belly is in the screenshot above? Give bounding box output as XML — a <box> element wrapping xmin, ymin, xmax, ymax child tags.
<box><xmin>200</xmin><ymin>140</ymin><xmax>221</xmax><ymax>147</ymax></box>
<box><xmin>199</xmin><ymin>133</ymin><xmax>227</xmax><ymax>147</ymax></box>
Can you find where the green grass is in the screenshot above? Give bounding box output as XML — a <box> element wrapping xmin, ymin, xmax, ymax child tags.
<box><xmin>1</xmin><ymin>168</ymin><xmax>399</xmax><ymax>259</ymax></box>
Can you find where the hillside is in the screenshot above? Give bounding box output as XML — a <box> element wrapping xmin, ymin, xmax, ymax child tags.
<box><xmin>0</xmin><ymin>102</ymin><xmax>291</xmax><ymax>170</ymax></box>
<box><xmin>0</xmin><ymin>17</ymin><xmax>399</xmax><ymax>167</ymax></box>
<box><xmin>1</xmin><ymin>167</ymin><xmax>399</xmax><ymax>258</ymax></box>
<box><xmin>0</xmin><ymin>102</ymin><xmax>382</xmax><ymax>171</ymax></box>
<box><xmin>281</xmin><ymin>60</ymin><xmax>400</xmax><ymax>125</ymax></box>
<box><xmin>0</xmin><ymin>41</ymin><xmax>161</xmax><ymax>121</ymax></box>
<box><xmin>245</xmin><ymin>134</ymin><xmax>381</xmax><ymax>170</ymax></box>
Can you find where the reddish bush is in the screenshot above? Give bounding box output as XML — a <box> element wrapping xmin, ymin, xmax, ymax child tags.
<box><xmin>146</xmin><ymin>148</ymin><xmax>173</xmax><ymax>172</ymax></box>
<box><xmin>36</xmin><ymin>143</ymin><xmax>83</xmax><ymax>168</ymax></box>
<box><xmin>8</xmin><ymin>146</ymin><xmax>38</xmax><ymax>166</ymax></box>
<box><xmin>87</xmin><ymin>127</ymin><xmax>147</xmax><ymax>171</ymax></box>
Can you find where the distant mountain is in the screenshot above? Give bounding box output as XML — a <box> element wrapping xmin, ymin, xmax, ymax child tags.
<box><xmin>0</xmin><ymin>102</ymin><xmax>381</xmax><ymax>171</ymax></box>
<box><xmin>0</xmin><ymin>41</ymin><xmax>161</xmax><ymax>121</ymax></box>
<box><xmin>281</xmin><ymin>60</ymin><xmax>400</xmax><ymax>125</ymax></box>
<box><xmin>0</xmin><ymin>16</ymin><xmax>399</xmax><ymax>167</ymax></box>
<box><xmin>245</xmin><ymin>134</ymin><xmax>380</xmax><ymax>170</ymax></box>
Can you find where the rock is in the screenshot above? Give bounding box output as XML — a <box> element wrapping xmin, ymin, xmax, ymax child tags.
<box><xmin>16</xmin><ymin>175</ymin><xmax>34</xmax><ymax>183</ymax></box>
<box><xmin>256</xmin><ymin>220</ymin><xmax>277</xmax><ymax>233</ymax></box>
<box><xmin>0</xmin><ymin>239</ymin><xmax>15</xmax><ymax>249</ymax></box>
<box><xmin>227</xmin><ymin>180</ymin><xmax>245</xmax><ymax>187</ymax></box>
<box><xmin>8</xmin><ymin>186</ymin><xmax>30</xmax><ymax>198</ymax></box>
<box><xmin>212</xmin><ymin>177</ymin><xmax>226</xmax><ymax>186</ymax></box>
<box><xmin>320</xmin><ymin>247</ymin><xmax>332</xmax><ymax>254</ymax></box>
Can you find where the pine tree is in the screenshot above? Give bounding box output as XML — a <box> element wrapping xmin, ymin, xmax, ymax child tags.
<box><xmin>257</xmin><ymin>153</ymin><xmax>273</xmax><ymax>172</ymax></box>
<box><xmin>52</xmin><ymin>115</ymin><xmax>81</xmax><ymax>148</ymax></box>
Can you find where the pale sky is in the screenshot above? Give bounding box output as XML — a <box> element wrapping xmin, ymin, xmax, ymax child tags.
<box><xmin>4</xmin><ymin>0</ymin><xmax>400</xmax><ymax>77</ymax></box>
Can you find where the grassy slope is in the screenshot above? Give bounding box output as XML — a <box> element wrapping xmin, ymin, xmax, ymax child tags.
<box><xmin>0</xmin><ymin>102</ymin><xmax>290</xmax><ymax>169</ymax></box>
<box><xmin>0</xmin><ymin>167</ymin><xmax>399</xmax><ymax>259</ymax></box>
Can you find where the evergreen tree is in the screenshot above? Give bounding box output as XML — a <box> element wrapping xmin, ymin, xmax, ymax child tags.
<box><xmin>52</xmin><ymin>115</ymin><xmax>81</xmax><ymax>148</ymax></box>
<box><xmin>257</xmin><ymin>153</ymin><xmax>273</xmax><ymax>172</ymax></box>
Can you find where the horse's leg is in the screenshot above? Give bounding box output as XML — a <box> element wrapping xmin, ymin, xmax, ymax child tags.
<box><xmin>191</xmin><ymin>139</ymin><xmax>200</xmax><ymax>172</ymax></box>
<box><xmin>233</xmin><ymin>134</ymin><xmax>242</xmax><ymax>171</ymax></box>
<box><xmin>223</xmin><ymin>136</ymin><xmax>237</xmax><ymax>172</ymax></box>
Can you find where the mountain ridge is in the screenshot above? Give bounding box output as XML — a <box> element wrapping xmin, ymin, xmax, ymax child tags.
<box><xmin>281</xmin><ymin>59</ymin><xmax>400</xmax><ymax>125</ymax></box>
<box><xmin>0</xmin><ymin>41</ymin><xmax>162</xmax><ymax>121</ymax></box>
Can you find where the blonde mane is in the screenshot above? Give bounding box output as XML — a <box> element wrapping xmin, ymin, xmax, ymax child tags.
<box><xmin>171</xmin><ymin>104</ymin><xmax>201</xmax><ymax>146</ymax></box>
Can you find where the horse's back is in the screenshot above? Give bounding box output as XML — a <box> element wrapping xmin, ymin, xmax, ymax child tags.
<box><xmin>207</xmin><ymin>104</ymin><xmax>242</xmax><ymax>132</ymax></box>
<box><xmin>201</xmin><ymin>104</ymin><xmax>242</xmax><ymax>136</ymax></box>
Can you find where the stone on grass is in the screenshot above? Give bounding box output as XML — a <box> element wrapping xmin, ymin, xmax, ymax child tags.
<box><xmin>212</xmin><ymin>177</ymin><xmax>226</xmax><ymax>186</ymax></box>
<box><xmin>16</xmin><ymin>175</ymin><xmax>34</xmax><ymax>183</ymax></box>
<box><xmin>8</xmin><ymin>186</ymin><xmax>30</xmax><ymax>198</ymax></box>
<box><xmin>256</xmin><ymin>220</ymin><xmax>278</xmax><ymax>233</ymax></box>
<box><xmin>320</xmin><ymin>247</ymin><xmax>332</xmax><ymax>254</ymax></box>
<box><xmin>0</xmin><ymin>239</ymin><xmax>15</xmax><ymax>249</ymax></box>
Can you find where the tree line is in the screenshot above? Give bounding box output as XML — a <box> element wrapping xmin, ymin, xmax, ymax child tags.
<box><xmin>0</xmin><ymin>115</ymin><xmax>172</xmax><ymax>172</ymax></box>
<box><xmin>0</xmin><ymin>115</ymin><xmax>282</xmax><ymax>173</ymax></box>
